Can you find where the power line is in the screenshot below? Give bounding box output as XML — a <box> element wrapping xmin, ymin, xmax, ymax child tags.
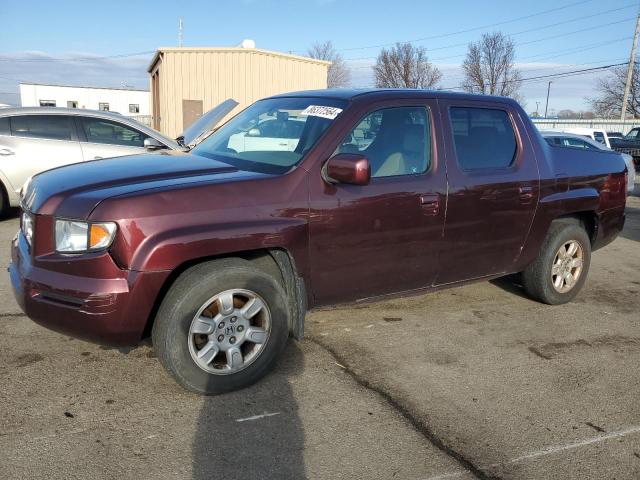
<box><xmin>519</xmin><ymin>36</ymin><xmax>633</xmax><ymax>61</ymax></box>
<box><xmin>346</xmin><ymin>35</ymin><xmax>633</xmax><ymax>71</ymax></box>
<box><xmin>336</xmin><ymin>0</ymin><xmax>597</xmax><ymax>52</ymax></box>
<box><xmin>443</xmin><ymin>56</ymin><xmax>633</xmax><ymax>84</ymax></box>
<box><xmin>373</xmin><ymin>4</ymin><xmax>636</xmax><ymax>56</ymax></box>
<box><xmin>345</xmin><ymin>19</ymin><xmax>634</xmax><ymax>64</ymax></box>
<box><xmin>439</xmin><ymin>62</ymin><xmax>628</xmax><ymax>90</ymax></box>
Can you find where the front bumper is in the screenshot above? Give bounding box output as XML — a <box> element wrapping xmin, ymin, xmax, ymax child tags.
<box><xmin>9</xmin><ymin>232</ymin><xmax>169</xmax><ymax>346</ymax></box>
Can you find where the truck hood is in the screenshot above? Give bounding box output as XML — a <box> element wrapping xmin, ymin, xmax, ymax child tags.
<box><xmin>23</xmin><ymin>151</ymin><xmax>268</xmax><ymax>218</ymax></box>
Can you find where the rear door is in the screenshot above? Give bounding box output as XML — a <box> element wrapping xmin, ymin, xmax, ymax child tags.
<box><xmin>76</xmin><ymin>116</ymin><xmax>151</xmax><ymax>160</ymax></box>
<box><xmin>435</xmin><ymin>101</ymin><xmax>540</xmax><ymax>285</ymax></box>
<box><xmin>308</xmin><ymin>99</ymin><xmax>447</xmax><ymax>305</ymax></box>
<box><xmin>0</xmin><ymin>114</ymin><xmax>83</xmax><ymax>196</ymax></box>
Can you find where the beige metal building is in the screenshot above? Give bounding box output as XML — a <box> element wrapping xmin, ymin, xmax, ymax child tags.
<box><xmin>148</xmin><ymin>46</ymin><xmax>330</xmax><ymax>138</ymax></box>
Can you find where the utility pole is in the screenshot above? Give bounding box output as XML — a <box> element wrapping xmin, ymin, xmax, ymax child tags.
<box><xmin>544</xmin><ymin>81</ymin><xmax>552</xmax><ymax>118</ymax></box>
<box><xmin>178</xmin><ymin>17</ymin><xmax>184</xmax><ymax>47</ymax></box>
<box><xmin>621</xmin><ymin>12</ymin><xmax>640</xmax><ymax>120</ymax></box>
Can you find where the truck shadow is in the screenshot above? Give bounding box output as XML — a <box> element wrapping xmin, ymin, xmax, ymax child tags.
<box><xmin>191</xmin><ymin>340</ymin><xmax>307</xmax><ymax>480</ymax></box>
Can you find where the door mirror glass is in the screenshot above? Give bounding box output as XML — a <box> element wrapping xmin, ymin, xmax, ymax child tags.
<box><xmin>144</xmin><ymin>137</ymin><xmax>165</xmax><ymax>150</ymax></box>
<box><xmin>324</xmin><ymin>153</ymin><xmax>371</xmax><ymax>186</ymax></box>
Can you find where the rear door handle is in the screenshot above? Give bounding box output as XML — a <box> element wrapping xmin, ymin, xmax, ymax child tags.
<box><xmin>93</xmin><ymin>156</ymin><xmax>103</xmax><ymax>160</ymax></box>
<box><xmin>420</xmin><ymin>194</ymin><xmax>440</xmax><ymax>215</ymax></box>
<box><xmin>0</xmin><ymin>148</ymin><xmax>14</xmax><ymax>156</ymax></box>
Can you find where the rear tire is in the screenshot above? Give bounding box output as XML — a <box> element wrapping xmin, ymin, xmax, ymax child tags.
<box><xmin>522</xmin><ymin>222</ymin><xmax>591</xmax><ymax>305</ymax></box>
<box><xmin>152</xmin><ymin>258</ymin><xmax>290</xmax><ymax>395</ymax></box>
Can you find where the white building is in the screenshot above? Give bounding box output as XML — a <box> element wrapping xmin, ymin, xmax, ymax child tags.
<box><xmin>19</xmin><ymin>83</ymin><xmax>150</xmax><ymax>116</ymax></box>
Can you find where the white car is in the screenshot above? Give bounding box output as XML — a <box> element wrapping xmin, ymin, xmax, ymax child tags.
<box><xmin>541</xmin><ymin>131</ymin><xmax>635</xmax><ymax>193</ymax></box>
<box><xmin>228</xmin><ymin>115</ymin><xmax>305</xmax><ymax>153</ymax></box>
<box><xmin>547</xmin><ymin>127</ymin><xmax>612</xmax><ymax>148</ymax></box>
<box><xmin>0</xmin><ymin>100</ymin><xmax>238</xmax><ymax>216</ymax></box>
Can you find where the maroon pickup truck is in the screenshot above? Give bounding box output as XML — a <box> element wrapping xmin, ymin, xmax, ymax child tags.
<box><xmin>9</xmin><ymin>89</ymin><xmax>627</xmax><ymax>394</ymax></box>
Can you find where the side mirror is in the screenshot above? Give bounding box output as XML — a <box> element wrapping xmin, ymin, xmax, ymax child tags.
<box><xmin>324</xmin><ymin>153</ymin><xmax>371</xmax><ymax>186</ymax></box>
<box><xmin>144</xmin><ymin>137</ymin><xmax>165</xmax><ymax>150</ymax></box>
<box><xmin>246</xmin><ymin>128</ymin><xmax>261</xmax><ymax>137</ymax></box>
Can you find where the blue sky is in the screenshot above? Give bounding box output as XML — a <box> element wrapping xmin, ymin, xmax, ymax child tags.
<box><xmin>0</xmin><ymin>0</ymin><xmax>637</xmax><ymax>112</ymax></box>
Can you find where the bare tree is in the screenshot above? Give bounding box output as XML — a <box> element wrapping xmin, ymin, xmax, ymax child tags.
<box><xmin>588</xmin><ymin>64</ymin><xmax>639</xmax><ymax>118</ymax></box>
<box><xmin>373</xmin><ymin>43</ymin><xmax>442</xmax><ymax>89</ymax></box>
<box><xmin>307</xmin><ymin>41</ymin><xmax>351</xmax><ymax>88</ymax></box>
<box><xmin>461</xmin><ymin>32</ymin><xmax>522</xmax><ymax>100</ymax></box>
<box><xmin>557</xmin><ymin>109</ymin><xmax>576</xmax><ymax>119</ymax></box>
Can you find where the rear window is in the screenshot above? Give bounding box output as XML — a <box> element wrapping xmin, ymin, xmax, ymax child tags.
<box><xmin>10</xmin><ymin>115</ymin><xmax>73</xmax><ymax>141</ymax></box>
<box><xmin>450</xmin><ymin>107</ymin><xmax>517</xmax><ymax>170</ymax></box>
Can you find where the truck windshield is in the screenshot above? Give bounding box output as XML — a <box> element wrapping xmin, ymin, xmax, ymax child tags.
<box><xmin>192</xmin><ymin>97</ymin><xmax>347</xmax><ymax>174</ymax></box>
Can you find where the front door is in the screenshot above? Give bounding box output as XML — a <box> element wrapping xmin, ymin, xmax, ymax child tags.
<box><xmin>435</xmin><ymin>101</ymin><xmax>540</xmax><ymax>285</ymax></box>
<box><xmin>76</xmin><ymin>117</ymin><xmax>150</xmax><ymax>160</ymax></box>
<box><xmin>308</xmin><ymin>100</ymin><xmax>447</xmax><ymax>306</ymax></box>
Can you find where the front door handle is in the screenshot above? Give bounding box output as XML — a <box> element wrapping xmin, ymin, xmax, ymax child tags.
<box><xmin>519</xmin><ymin>185</ymin><xmax>534</xmax><ymax>203</ymax></box>
<box><xmin>93</xmin><ymin>156</ymin><xmax>103</xmax><ymax>160</ymax></box>
<box><xmin>420</xmin><ymin>194</ymin><xmax>440</xmax><ymax>215</ymax></box>
<box><xmin>0</xmin><ymin>148</ymin><xmax>14</xmax><ymax>156</ymax></box>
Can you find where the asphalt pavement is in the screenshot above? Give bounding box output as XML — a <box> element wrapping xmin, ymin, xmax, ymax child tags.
<box><xmin>1</xmin><ymin>189</ymin><xmax>639</xmax><ymax>480</ymax></box>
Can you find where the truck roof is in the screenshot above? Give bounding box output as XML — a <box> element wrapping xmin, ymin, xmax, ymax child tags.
<box><xmin>270</xmin><ymin>88</ymin><xmax>520</xmax><ymax>105</ymax></box>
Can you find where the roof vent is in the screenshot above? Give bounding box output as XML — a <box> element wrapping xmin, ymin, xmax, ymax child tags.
<box><xmin>237</xmin><ymin>39</ymin><xmax>256</xmax><ymax>49</ymax></box>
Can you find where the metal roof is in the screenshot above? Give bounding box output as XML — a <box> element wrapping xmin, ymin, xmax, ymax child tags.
<box><xmin>148</xmin><ymin>47</ymin><xmax>331</xmax><ymax>72</ymax></box>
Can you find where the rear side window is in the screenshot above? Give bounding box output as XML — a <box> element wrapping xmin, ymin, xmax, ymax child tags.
<box><xmin>0</xmin><ymin>117</ymin><xmax>9</xmax><ymax>136</ymax></box>
<box><xmin>450</xmin><ymin>107</ymin><xmax>517</xmax><ymax>170</ymax></box>
<box><xmin>80</xmin><ymin>118</ymin><xmax>149</xmax><ymax>147</ymax></box>
<box><xmin>10</xmin><ymin>115</ymin><xmax>73</xmax><ymax>140</ymax></box>
<box><xmin>337</xmin><ymin>106</ymin><xmax>431</xmax><ymax>178</ymax></box>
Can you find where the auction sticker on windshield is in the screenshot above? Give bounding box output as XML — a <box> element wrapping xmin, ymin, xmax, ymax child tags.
<box><xmin>300</xmin><ymin>105</ymin><xmax>343</xmax><ymax>120</ymax></box>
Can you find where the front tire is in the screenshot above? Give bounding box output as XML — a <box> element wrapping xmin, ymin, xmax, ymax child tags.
<box><xmin>152</xmin><ymin>258</ymin><xmax>290</xmax><ymax>395</ymax></box>
<box><xmin>522</xmin><ymin>222</ymin><xmax>591</xmax><ymax>305</ymax></box>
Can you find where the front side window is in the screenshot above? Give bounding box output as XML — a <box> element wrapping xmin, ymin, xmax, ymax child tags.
<box><xmin>129</xmin><ymin>104</ymin><xmax>140</xmax><ymax>114</ymax></box>
<box><xmin>625</xmin><ymin>129</ymin><xmax>639</xmax><ymax>139</ymax></box>
<box><xmin>67</xmin><ymin>101</ymin><xmax>78</xmax><ymax>108</ymax></box>
<box><xmin>39</xmin><ymin>100</ymin><xmax>56</xmax><ymax>107</ymax></box>
<box><xmin>99</xmin><ymin>103</ymin><xmax>109</xmax><ymax>111</ymax></box>
<box><xmin>10</xmin><ymin>115</ymin><xmax>72</xmax><ymax>140</ymax></box>
<box><xmin>80</xmin><ymin>118</ymin><xmax>148</xmax><ymax>147</ymax></box>
<box><xmin>336</xmin><ymin>106</ymin><xmax>431</xmax><ymax>178</ymax></box>
<box><xmin>192</xmin><ymin>97</ymin><xmax>347</xmax><ymax>174</ymax></box>
<box><xmin>450</xmin><ymin>107</ymin><xmax>517</xmax><ymax>170</ymax></box>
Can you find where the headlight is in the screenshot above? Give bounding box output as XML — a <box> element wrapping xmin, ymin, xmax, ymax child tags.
<box><xmin>55</xmin><ymin>219</ymin><xmax>117</xmax><ymax>253</ymax></box>
<box><xmin>21</xmin><ymin>211</ymin><xmax>34</xmax><ymax>246</ymax></box>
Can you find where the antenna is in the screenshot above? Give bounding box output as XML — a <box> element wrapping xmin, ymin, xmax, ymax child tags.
<box><xmin>178</xmin><ymin>17</ymin><xmax>184</xmax><ymax>47</ymax></box>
